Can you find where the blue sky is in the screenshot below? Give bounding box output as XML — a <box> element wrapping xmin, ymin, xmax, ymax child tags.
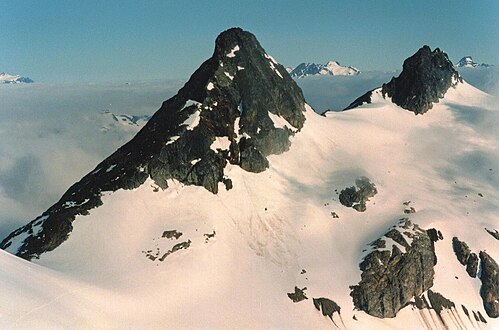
<box><xmin>1</xmin><ymin>0</ymin><xmax>498</xmax><ymax>83</ymax></box>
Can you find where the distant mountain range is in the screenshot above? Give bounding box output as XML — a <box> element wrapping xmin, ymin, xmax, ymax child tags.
<box><xmin>455</xmin><ymin>56</ymin><xmax>493</xmax><ymax>68</ymax></box>
<box><xmin>289</xmin><ymin>60</ymin><xmax>360</xmax><ymax>78</ymax></box>
<box><xmin>0</xmin><ymin>72</ymin><xmax>34</xmax><ymax>84</ymax></box>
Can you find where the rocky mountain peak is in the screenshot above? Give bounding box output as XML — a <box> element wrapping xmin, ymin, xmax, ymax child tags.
<box><xmin>456</xmin><ymin>56</ymin><xmax>493</xmax><ymax>68</ymax></box>
<box><xmin>0</xmin><ymin>27</ymin><xmax>306</xmax><ymax>260</ymax></box>
<box><xmin>456</xmin><ymin>56</ymin><xmax>475</xmax><ymax>68</ymax></box>
<box><xmin>381</xmin><ymin>45</ymin><xmax>461</xmax><ymax>114</ymax></box>
<box><xmin>345</xmin><ymin>45</ymin><xmax>461</xmax><ymax>114</ymax></box>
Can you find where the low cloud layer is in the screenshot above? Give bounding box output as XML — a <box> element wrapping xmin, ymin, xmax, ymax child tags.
<box><xmin>296</xmin><ymin>71</ymin><xmax>398</xmax><ymax>112</ymax></box>
<box><xmin>0</xmin><ymin>80</ymin><xmax>182</xmax><ymax>237</ymax></box>
<box><xmin>458</xmin><ymin>67</ymin><xmax>499</xmax><ymax>96</ymax></box>
<box><xmin>0</xmin><ymin>69</ymin><xmax>497</xmax><ymax>238</ymax></box>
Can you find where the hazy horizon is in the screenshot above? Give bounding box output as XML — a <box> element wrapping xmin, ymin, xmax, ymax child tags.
<box><xmin>1</xmin><ymin>0</ymin><xmax>498</xmax><ymax>83</ymax></box>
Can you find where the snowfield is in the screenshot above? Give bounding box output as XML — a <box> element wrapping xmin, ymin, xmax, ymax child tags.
<box><xmin>0</xmin><ymin>82</ymin><xmax>498</xmax><ymax>329</ymax></box>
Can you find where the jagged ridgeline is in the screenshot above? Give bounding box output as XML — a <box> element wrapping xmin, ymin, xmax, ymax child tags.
<box><xmin>345</xmin><ymin>45</ymin><xmax>461</xmax><ymax>114</ymax></box>
<box><xmin>0</xmin><ymin>28</ymin><xmax>306</xmax><ymax>260</ymax></box>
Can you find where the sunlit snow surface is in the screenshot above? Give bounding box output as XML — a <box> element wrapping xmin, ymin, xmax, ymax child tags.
<box><xmin>0</xmin><ymin>82</ymin><xmax>498</xmax><ymax>329</ymax></box>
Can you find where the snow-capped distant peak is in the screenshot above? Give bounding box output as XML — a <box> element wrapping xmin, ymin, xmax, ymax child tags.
<box><xmin>100</xmin><ymin>110</ymin><xmax>151</xmax><ymax>133</ymax></box>
<box><xmin>325</xmin><ymin>60</ymin><xmax>360</xmax><ymax>75</ymax></box>
<box><xmin>289</xmin><ymin>61</ymin><xmax>360</xmax><ymax>78</ymax></box>
<box><xmin>0</xmin><ymin>72</ymin><xmax>34</xmax><ymax>84</ymax></box>
<box><xmin>455</xmin><ymin>56</ymin><xmax>493</xmax><ymax>68</ymax></box>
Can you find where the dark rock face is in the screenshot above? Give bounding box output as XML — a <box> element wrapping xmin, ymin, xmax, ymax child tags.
<box><xmin>479</xmin><ymin>251</ymin><xmax>499</xmax><ymax>318</ymax></box>
<box><xmin>466</xmin><ymin>253</ymin><xmax>479</xmax><ymax>278</ymax></box>
<box><xmin>452</xmin><ymin>237</ymin><xmax>478</xmax><ymax>277</ymax></box>
<box><xmin>339</xmin><ymin>177</ymin><xmax>377</xmax><ymax>212</ymax></box>
<box><xmin>345</xmin><ymin>46</ymin><xmax>461</xmax><ymax>114</ymax></box>
<box><xmin>0</xmin><ymin>28</ymin><xmax>306</xmax><ymax>260</ymax></box>
<box><xmin>313</xmin><ymin>298</ymin><xmax>342</xmax><ymax>325</ymax></box>
<box><xmin>452</xmin><ymin>237</ymin><xmax>471</xmax><ymax>265</ymax></box>
<box><xmin>344</xmin><ymin>90</ymin><xmax>373</xmax><ymax>110</ymax></box>
<box><xmin>350</xmin><ymin>219</ymin><xmax>438</xmax><ymax>318</ymax></box>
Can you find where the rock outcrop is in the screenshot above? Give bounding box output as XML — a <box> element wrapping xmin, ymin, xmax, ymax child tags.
<box><xmin>339</xmin><ymin>177</ymin><xmax>377</xmax><ymax>212</ymax></box>
<box><xmin>287</xmin><ymin>286</ymin><xmax>308</xmax><ymax>303</ymax></box>
<box><xmin>0</xmin><ymin>28</ymin><xmax>306</xmax><ymax>260</ymax></box>
<box><xmin>345</xmin><ymin>45</ymin><xmax>461</xmax><ymax>114</ymax></box>
<box><xmin>350</xmin><ymin>219</ymin><xmax>438</xmax><ymax>318</ymax></box>
<box><xmin>479</xmin><ymin>251</ymin><xmax>499</xmax><ymax>318</ymax></box>
<box><xmin>485</xmin><ymin>228</ymin><xmax>499</xmax><ymax>240</ymax></box>
<box><xmin>452</xmin><ymin>237</ymin><xmax>478</xmax><ymax>277</ymax></box>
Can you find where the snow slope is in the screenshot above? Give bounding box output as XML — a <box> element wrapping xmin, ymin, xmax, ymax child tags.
<box><xmin>0</xmin><ymin>82</ymin><xmax>498</xmax><ymax>329</ymax></box>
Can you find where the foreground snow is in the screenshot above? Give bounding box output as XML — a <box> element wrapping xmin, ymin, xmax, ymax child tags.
<box><xmin>0</xmin><ymin>82</ymin><xmax>498</xmax><ymax>329</ymax></box>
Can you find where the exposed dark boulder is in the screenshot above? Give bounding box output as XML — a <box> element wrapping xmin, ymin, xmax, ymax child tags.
<box><xmin>479</xmin><ymin>251</ymin><xmax>499</xmax><ymax>318</ymax></box>
<box><xmin>0</xmin><ymin>28</ymin><xmax>306</xmax><ymax>260</ymax></box>
<box><xmin>313</xmin><ymin>298</ymin><xmax>342</xmax><ymax>326</ymax></box>
<box><xmin>426</xmin><ymin>228</ymin><xmax>443</xmax><ymax>242</ymax></box>
<box><xmin>345</xmin><ymin>45</ymin><xmax>461</xmax><ymax>114</ymax></box>
<box><xmin>426</xmin><ymin>290</ymin><xmax>455</xmax><ymax>315</ymax></box>
<box><xmin>404</xmin><ymin>207</ymin><xmax>416</xmax><ymax>214</ymax></box>
<box><xmin>339</xmin><ymin>177</ymin><xmax>377</xmax><ymax>212</ymax></box>
<box><xmin>162</xmin><ymin>230</ymin><xmax>183</xmax><ymax>240</ymax></box>
<box><xmin>158</xmin><ymin>240</ymin><xmax>191</xmax><ymax>262</ymax></box>
<box><xmin>287</xmin><ymin>286</ymin><xmax>308</xmax><ymax>303</ymax></box>
<box><xmin>350</xmin><ymin>219</ymin><xmax>438</xmax><ymax>318</ymax></box>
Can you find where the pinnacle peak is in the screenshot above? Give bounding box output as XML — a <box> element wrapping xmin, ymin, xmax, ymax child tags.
<box><xmin>1</xmin><ymin>28</ymin><xmax>306</xmax><ymax>260</ymax></box>
<box><xmin>214</xmin><ymin>28</ymin><xmax>258</xmax><ymax>56</ymax></box>
<box><xmin>345</xmin><ymin>45</ymin><xmax>460</xmax><ymax>114</ymax></box>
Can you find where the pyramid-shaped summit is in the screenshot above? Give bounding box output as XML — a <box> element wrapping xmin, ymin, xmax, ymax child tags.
<box><xmin>346</xmin><ymin>45</ymin><xmax>461</xmax><ymax>114</ymax></box>
<box><xmin>0</xmin><ymin>27</ymin><xmax>306</xmax><ymax>260</ymax></box>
